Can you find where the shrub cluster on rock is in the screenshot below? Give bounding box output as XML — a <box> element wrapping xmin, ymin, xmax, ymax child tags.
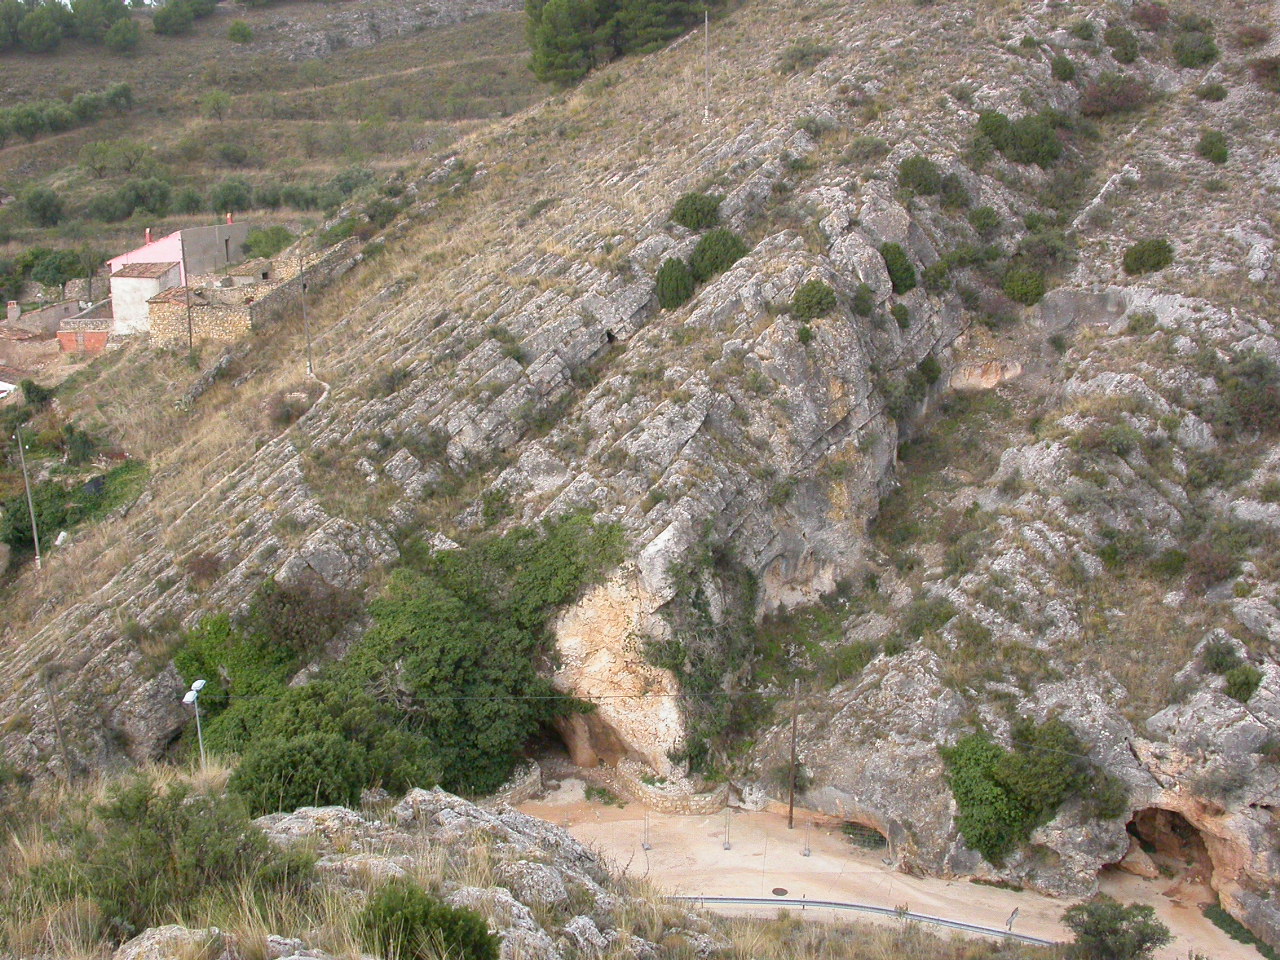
<box><xmin>791</xmin><ymin>278</ymin><xmax>837</xmax><ymax>320</ymax></box>
<box><xmin>880</xmin><ymin>242</ymin><xmax>917</xmax><ymax>294</ymax></box>
<box><xmin>1122</xmin><ymin>238</ymin><xmax>1174</xmax><ymax>275</ymax></box>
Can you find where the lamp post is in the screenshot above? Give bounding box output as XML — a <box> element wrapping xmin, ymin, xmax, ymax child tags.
<box><xmin>14</xmin><ymin>425</ymin><xmax>41</xmax><ymax>571</ymax></box>
<box><xmin>182</xmin><ymin>679</ymin><xmax>207</xmax><ymax>769</ymax></box>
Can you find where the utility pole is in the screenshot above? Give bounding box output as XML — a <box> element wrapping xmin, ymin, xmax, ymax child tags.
<box><xmin>703</xmin><ymin>9</ymin><xmax>711</xmax><ymax>125</ymax></box>
<box><xmin>15</xmin><ymin>425</ymin><xmax>42</xmax><ymax>572</ymax></box>
<box><xmin>180</xmin><ymin>233</ymin><xmax>193</xmax><ymax>356</ymax></box>
<box><xmin>787</xmin><ymin>677</ymin><xmax>799</xmax><ymax>829</ymax></box>
<box><xmin>299</xmin><ymin>253</ymin><xmax>313</xmax><ymax>378</ymax></box>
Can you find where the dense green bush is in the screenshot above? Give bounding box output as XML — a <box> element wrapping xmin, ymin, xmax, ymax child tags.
<box><xmin>361</xmin><ymin>881</ymin><xmax>499</xmax><ymax>960</ymax></box>
<box><xmin>21</xmin><ymin>186</ymin><xmax>63</xmax><ymax>227</ymax></box>
<box><xmin>967</xmin><ymin>205</ymin><xmax>1001</xmax><ymax>237</ymax></box>
<box><xmin>1002</xmin><ymin>263</ymin><xmax>1046</xmax><ymax>305</ymax></box>
<box><xmin>1173</xmin><ymin>31</ymin><xmax>1218</xmax><ymax>67</ymax></box>
<box><xmin>976</xmin><ymin>111</ymin><xmax>1062</xmax><ymax>167</ymax></box>
<box><xmin>1196</xmin><ymin>81</ymin><xmax>1228</xmax><ymax>101</ymax></box>
<box><xmin>103</xmin><ymin>16</ymin><xmax>138</xmax><ymax>52</ymax></box>
<box><xmin>244</xmin><ymin>225</ymin><xmax>295</xmax><ymax>260</ymax></box>
<box><xmin>1104</xmin><ymin>24</ymin><xmax>1139</xmax><ymax>63</ymax></box>
<box><xmin>796</xmin><ymin>323</ymin><xmax>814</xmax><ymax>345</ymax></box>
<box><xmin>210</xmin><ymin>176</ymin><xmax>253</xmax><ymax>215</ymax></box>
<box><xmin>1219</xmin><ymin>666</ymin><xmax>1261</xmax><ymax>708</ymax></box>
<box><xmin>791</xmin><ymin>279</ymin><xmax>836</xmax><ymax>320</ymax></box>
<box><xmin>897</xmin><ymin>154</ymin><xmax>943</xmax><ymax>195</ymax></box>
<box><xmin>891</xmin><ymin>303</ymin><xmax>910</xmax><ymax>329</ymax></box>
<box><xmin>851</xmin><ymin>282</ymin><xmax>875</xmax><ymax>317</ymax></box>
<box><xmin>227</xmin><ymin>516</ymin><xmax>623</xmax><ymax>812</ymax></box>
<box><xmin>151</xmin><ymin>0</ymin><xmax>194</xmax><ymax>34</ymax></box>
<box><xmin>689</xmin><ymin>228</ymin><xmax>748</xmax><ymax>282</ymax></box>
<box><xmin>1122</xmin><ymin>238</ymin><xmax>1173</xmax><ymax>275</ymax></box>
<box><xmin>526</xmin><ymin>0</ymin><xmax>706</xmax><ymax>84</ymax></box>
<box><xmin>1</xmin><ymin>461</ymin><xmax>146</xmax><ymax>557</ymax></box>
<box><xmin>655</xmin><ymin>257</ymin><xmax>694</xmax><ymax>309</ymax></box>
<box><xmin>227</xmin><ymin>18</ymin><xmax>252</xmax><ymax>42</ymax></box>
<box><xmin>880</xmin><ymin>243</ymin><xmax>916</xmax><ymax>294</ymax></box>
<box><xmin>1062</xmin><ymin>897</ymin><xmax>1172</xmax><ymax>960</ymax></box>
<box><xmin>921</xmin><ymin>261</ymin><xmax>950</xmax><ymax>292</ymax></box>
<box><xmin>28</xmin><ymin>776</ymin><xmax>313</xmax><ymax>943</ymax></box>
<box><xmin>942</xmin><ymin>719</ymin><xmax>1125</xmax><ymax>865</ymax></box>
<box><xmin>1197</xmin><ymin>129</ymin><xmax>1228</xmax><ymax>164</ymax></box>
<box><xmin>1051</xmin><ymin>54</ymin><xmax>1076</xmax><ymax>81</ymax></box>
<box><xmin>669</xmin><ymin>191</ymin><xmax>720</xmax><ymax>230</ymax></box>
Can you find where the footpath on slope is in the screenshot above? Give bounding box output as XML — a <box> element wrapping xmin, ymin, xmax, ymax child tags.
<box><xmin>518</xmin><ymin>778</ymin><xmax>1263</xmax><ymax>960</ymax></box>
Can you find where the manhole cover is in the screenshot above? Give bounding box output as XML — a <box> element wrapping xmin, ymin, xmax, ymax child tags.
<box><xmin>771</xmin><ymin>887</ymin><xmax>788</xmax><ymax>897</ymax></box>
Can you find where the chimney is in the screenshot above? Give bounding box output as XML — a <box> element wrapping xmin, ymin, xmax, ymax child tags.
<box><xmin>145</xmin><ymin>227</ymin><xmax>152</xmax><ymax>244</ymax></box>
<box><xmin>6</xmin><ymin>301</ymin><xmax>19</xmax><ymax>323</ymax></box>
<box><xmin>226</xmin><ymin>212</ymin><xmax>233</xmax><ymax>225</ymax></box>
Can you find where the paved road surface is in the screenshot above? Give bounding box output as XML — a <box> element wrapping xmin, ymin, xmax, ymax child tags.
<box><xmin>518</xmin><ymin>778</ymin><xmax>1263</xmax><ymax>960</ymax></box>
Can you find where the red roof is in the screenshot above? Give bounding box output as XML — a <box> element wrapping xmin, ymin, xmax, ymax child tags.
<box><xmin>113</xmin><ymin>261</ymin><xmax>180</xmax><ymax>279</ymax></box>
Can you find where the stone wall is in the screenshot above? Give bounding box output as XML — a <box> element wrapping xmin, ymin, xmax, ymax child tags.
<box><xmin>248</xmin><ymin>239</ymin><xmax>362</xmax><ymax>331</ymax></box>
<box><xmin>479</xmin><ymin>761</ymin><xmax>544</xmax><ymax>808</ymax></box>
<box><xmin>150</xmin><ymin>302</ymin><xmax>251</xmax><ymax>348</ymax></box>
<box><xmin>594</xmin><ymin>759</ymin><xmax>728</xmax><ymax>814</ymax></box>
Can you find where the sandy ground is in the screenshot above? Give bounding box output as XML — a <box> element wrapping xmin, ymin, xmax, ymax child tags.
<box><xmin>518</xmin><ymin>778</ymin><xmax>1263</xmax><ymax>960</ymax></box>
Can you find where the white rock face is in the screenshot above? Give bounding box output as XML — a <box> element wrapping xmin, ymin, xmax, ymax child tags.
<box><xmin>550</xmin><ymin>574</ymin><xmax>683</xmax><ymax>774</ymax></box>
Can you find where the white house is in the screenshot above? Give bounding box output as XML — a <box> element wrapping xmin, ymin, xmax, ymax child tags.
<box><xmin>109</xmin><ymin>261</ymin><xmax>181</xmax><ymax>334</ymax></box>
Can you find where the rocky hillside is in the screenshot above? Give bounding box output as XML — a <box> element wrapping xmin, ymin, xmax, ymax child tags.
<box><xmin>2</xmin><ymin>0</ymin><xmax>1278</xmax><ymax>948</ymax></box>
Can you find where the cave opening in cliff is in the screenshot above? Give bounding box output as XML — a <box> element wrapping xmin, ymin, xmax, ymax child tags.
<box><xmin>1124</xmin><ymin>808</ymin><xmax>1213</xmax><ymax>882</ymax></box>
<box><xmin>841</xmin><ymin>821</ymin><xmax>888</xmax><ymax>851</ymax></box>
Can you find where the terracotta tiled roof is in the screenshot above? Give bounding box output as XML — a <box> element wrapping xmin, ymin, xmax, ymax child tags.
<box><xmin>112</xmin><ymin>261</ymin><xmax>180</xmax><ymax>279</ymax></box>
<box><xmin>148</xmin><ymin>287</ymin><xmax>207</xmax><ymax>306</ymax></box>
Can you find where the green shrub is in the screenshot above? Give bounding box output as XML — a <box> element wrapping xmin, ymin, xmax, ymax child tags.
<box><xmin>1197</xmin><ymin>129</ymin><xmax>1228</xmax><ymax>164</ymax></box>
<box><xmin>1202</xmin><ymin>639</ymin><xmax>1242</xmax><ymax>674</ymax></box>
<box><xmin>976</xmin><ymin>111</ymin><xmax>1062</xmax><ymax>167</ymax></box>
<box><xmin>842</xmin><ymin>135</ymin><xmax>889</xmax><ymax>165</ymax></box>
<box><xmin>897</xmin><ymin>154</ymin><xmax>943</xmax><ymax>195</ymax></box>
<box><xmin>891</xmin><ymin>303</ymin><xmax>910</xmax><ymax>329</ymax></box>
<box><xmin>1062</xmin><ymin>897</ymin><xmax>1172</xmax><ymax>960</ymax></box>
<box><xmin>244</xmin><ymin>225</ymin><xmax>294</xmax><ymax>259</ymax></box>
<box><xmin>29</xmin><ymin>776</ymin><xmax>313</xmax><ymax>943</ymax></box>
<box><xmin>921</xmin><ymin>261</ymin><xmax>950</xmax><ymax>292</ymax></box>
<box><xmin>1196</xmin><ymin>81</ymin><xmax>1228</xmax><ymax>101</ymax></box>
<box><xmin>655</xmin><ymin>257</ymin><xmax>694</xmax><ymax>309</ymax></box>
<box><xmin>1203</xmin><ymin>903</ymin><xmax>1280</xmax><ymax>960</ymax></box>
<box><xmin>1070</xmin><ymin>19</ymin><xmax>1096</xmax><ymax>40</ymax></box>
<box><xmin>967</xmin><ymin>205</ymin><xmax>1000</xmax><ymax>237</ymax></box>
<box><xmin>227</xmin><ymin>19</ymin><xmax>251</xmax><ymax>42</ymax></box>
<box><xmin>21</xmin><ymin>186</ymin><xmax>63</xmax><ymax>227</ymax></box>
<box><xmin>851</xmin><ymin>282</ymin><xmax>875</xmax><ymax>317</ymax></box>
<box><xmin>227</xmin><ymin>516</ymin><xmax>623</xmax><ymax>811</ymax></box>
<box><xmin>796</xmin><ymin>324</ymin><xmax>814</xmax><ymax>345</ymax></box>
<box><xmin>880</xmin><ymin>243</ymin><xmax>916</xmax><ymax>294</ymax></box>
<box><xmin>361</xmin><ymin>880</ymin><xmax>499</xmax><ymax>960</ymax></box>
<box><xmin>1122</xmin><ymin>238</ymin><xmax>1173</xmax><ymax>275</ymax></box>
<box><xmin>776</xmin><ymin>38</ymin><xmax>831</xmax><ymax>74</ymax></box>
<box><xmin>689</xmin><ymin>228</ymin><xmax>748</xmax><ymax>282</ymax></box>
<box><xmin>152</xmin><ymin>0</ymin><xmax>193</xmax><ymax>34</ymax></box>
<box><xmin>1044</xmin><ymin>55</ymin><xmax>1075</xmax><ymax>81</ymax></box>
<box><xmin>792</xmin><ymin>279</ymin><xmax>836</xmax><ymax>320</ymax></box>
<box><xmin>1002</xmin><ymin>263</ymin><xmax>1046</xmax><ymax>305</ymax></box>
<box><xmin>669</xmin><ymin>192</ymin><xmax>720</xmax><ymax>230</ymax></box>
<box><xmin>917</xmin><ymin>356</ymin><xmax>942</xmax><ymax>386</ymax></box>
<box><xmin>1173</xmin><ymin>31</ymin><xmax>1218</xmax><ymax>68</ymax></box>
<box><xmin>1104</xmin><ymin>24</ymin><xmax>1139</xmax><ymax>63</ymax></box>
<box><xmin>104</xmin><ymin>17</ymin><xmax>139</xmax><ymax>53</ymax></box>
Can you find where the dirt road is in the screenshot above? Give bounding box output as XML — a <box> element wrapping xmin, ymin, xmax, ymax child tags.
<box><xmin>518</xmin><ymin>779</ymin><xmax>1262</xmax><ymax>960</ymax></box>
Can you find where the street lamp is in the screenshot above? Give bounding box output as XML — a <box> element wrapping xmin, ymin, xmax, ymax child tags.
<box><xmin>182</xmin><ymin>679</ymin><xmax>207</xmax><ymax>769</ymax></box>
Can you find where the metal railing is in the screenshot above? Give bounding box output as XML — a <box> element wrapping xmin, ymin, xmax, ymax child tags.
<box><xmin>667</xmin><ymin>895</ymin><xmax>1058</xmax><ymax>946</ymax></box>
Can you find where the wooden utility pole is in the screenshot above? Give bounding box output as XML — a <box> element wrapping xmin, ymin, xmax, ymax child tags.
<box><xmin>703</xmin><ymin>9</ymin><xmax>711</xmax><ymax>125</ymax></box>
<box><xmin>15</xmin><ymin>425</ymin><xmax>41</xmax><ymax>572</ymax></box>
<box><xmin>787</xmin><ymin>677</ymin><xmax>798</xmax><ymax>829</ymax></box>
<box><xmin>180</xmin><ymin>234</ymin><xmax>193</xmax><ymax>355</ymax></box>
